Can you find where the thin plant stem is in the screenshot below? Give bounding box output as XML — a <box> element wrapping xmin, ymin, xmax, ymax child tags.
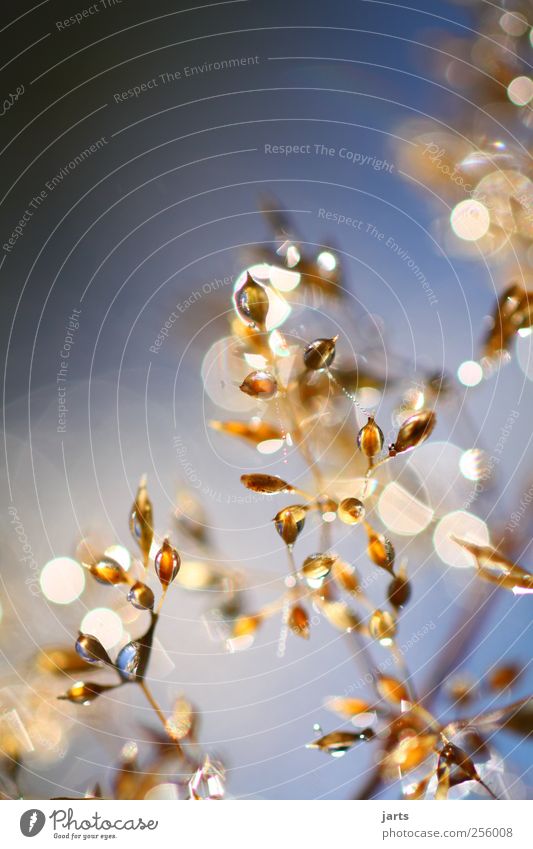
<box><xmin>155</xmin><ymin>586</ymin><xmax>168</xmax><ymax>615</ymax></box>
<box><xmin>391</xmin><ymin>642</ymin><xmax>417</xmax><ymax>703</ymax></box>
<box><xmin>286</xmin><ymin>546</ymin><xmax>298</xmax><ymax>579</ymax></box>
<box><xmin>139</xmin><ymin>680</ymin><xmax>185</xmax><ymax>761</ymax></box>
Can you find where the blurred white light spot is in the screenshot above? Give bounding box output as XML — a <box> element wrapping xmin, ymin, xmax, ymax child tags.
<box><xmin>322</xmin><ymin>511</ymin><xmax>337</xmax><ymax>523</ymax></box>
<box><xmin>243</xmin><ymin>263</ymin><xmax>270</xmax><ymax>281</ymax></box>
<box><xmin>276</xmin><ymin>241</ymin><xmax>301</xmax><ymax>267</ymax></box>
<box><xmin>450</xmin><ymin>200</ymin><xmax>490</xmax><ymax>241</ymax></box>
<box><xmin>500</xmin><ymin>12</ymin><xmax>528</xmax><ymax>36</ymax></box>
<box><xmin>306</xmin><ymin>576</ymin><xmax>326</xmax><ymax>590</ymax></box>
<box><xmin>286</xmin><ymin>244</ymin><xmax>301</xmax><ymax>267</ymax></box>
<box><xmin>269</xmin><ymin>265</ymin><xmax>301</xmax><ymax>292</ymax></box>
<box><xmin>269</xmin><ymin>329</ymin><xmax>290</xmax><ymax>358</ymax></box>
<box><xmin>81</xmin><ymin>607</ymin><xmax>123</xmax><ymax>649</ymax></box>
<box><xmin>459</xmin><ymin>448</ymin><xmax>488</xmax><ymax>482</ymax></box>
<box><xmin>40</xmin><ymin>557</ymin><xmax>85</xmax><ymax>605</ymax></box>
<box><xmin>516</xmin><ymin>331</ymin><xmax>533</xmax><ymax>380</ymax></box>
<box><xmin>317</xmin><ymin>251</ymin><xmax>337</xmax><ymax>272</ymax></box>
<box><xmin>507</xmin><ymin>76</ymin><xmax>533</xmax><ymax>107</ymax></box>
<box><xmin>357</xmin><ymin>387</ymin><xmax>381</xmax><ymax>410</ymax></box>
<box><xmin>226</xmin><ymin>635</ymin><xmax>255</xmax><ymax>652</ymax></box>
<box><xmin>350</xmin><ymin>712</ymin><xmax>376</xmax><ymax>729</ymax></box>
<box><xmin>378</xmin><ymin>481</ymin><xmax>434</xmax><ymax>536</ymax></box>
<box><xmin>145</xmin><ymin>783</ymin><xmax>181</xmax><ymax>800</ymax></box>
<box><xmin>257</xmin><ymin>438</ymin><xmax>285</xmax><ymax>455</ymax></box>
<box><xmin>104</xmin><ymin>545</ymin><xmax>131</xmax><ymax>572</ymax></box>
<box><xmin>433</xmin><ymin>510</ymin><xmax>490</xmax><ymax>568</ymax></box>
<box><xmin>244</xmin><ymin>353</ymin><xmax>268</xmax><ymax>369</ymax></box>
<box><xmin>457</xmin><ymin>360</ymin><xmax>483</xmax><ymax>387</ymax></box>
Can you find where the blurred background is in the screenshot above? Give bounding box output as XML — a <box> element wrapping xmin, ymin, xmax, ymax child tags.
<box><xmin>1</xmin><ymin>0</ymin><xmax>532</xmax><ymax>799</ymax></box>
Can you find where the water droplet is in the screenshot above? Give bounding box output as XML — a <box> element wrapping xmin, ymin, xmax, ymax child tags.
<box><xmin>338</xmin><ymin>498</ymin><xmax>366</xmax><ymax>525</ymax></box>
<box><xmin>87</xmin><ymin>557</ymin><xmax>128</xmax><ymax>586</ymax></box>
<box><xmin>75</xmin><ymin>633</ymin><xmax>112</xmax><ymax>666</ymax></box>
<box><xmin>233</xmin><ymin>273</ymin><xmax>270</xmax><ymax>330</ymax></box>
<box><xmin>391</xmin><ymin>410</ymin><xmax>436</xmax><ymax>455</ymax></box>
<box><xmin>274</xmin><ymin>505</ymin><xmax>307</xmax><ymax>546</ymax></box>
<box><xmin>357</xmin><ymin>417</ymin><xmax>384</xmax><ymax>458</ymax></box>
<box><xmin>239</xmin><ymin>370</ymin><xmax>278</xmax><ymax>400</ymax></box>
<box><xmin>154</xmin><ymin>539</ymin><xmax>181</xmax><ymax>589</ymax></box>
<box><xmin>116</xmin><ymin>641</ymin><xmax>142</xmax><ymax>681</ymax></box>
<box><xmin>301</xmin><ymin>552</ymin><xmax>335</xmax><ymax>582</ymax></box>
<box><xmin>303</xmin><ymin>337</ymin><xmax>337</xmax><ymax>371</ymax></box>
<box><xmin>127</xmin><ymin>582</ymin><xmax>155</xmax><ymax>610</ymax></box>
<box><xmin>129</xmin><ymin>476</ymin><xmax>154</xmax><ymax>567</ymax></box>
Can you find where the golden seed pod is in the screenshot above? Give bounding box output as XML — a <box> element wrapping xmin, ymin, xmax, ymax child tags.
<box><xmin>451</xmin><ymin>538</ymin><xmax>501</xmax><ymax>568</ymax></box>
<box><xmin>240</xmin><ymin>473</ymin><xmax>294</xmax><ymax>493</ymax></box>
<box><xmin>366</xmin><ymin>527</ymin><xmax>395</xmax><ymax>574</ymax></box>
<box><xmin>166</xmin><ymin>697</ymin><xmax>196</xmax><ymax>742</ymax></box>
<box><xmin>303</xmin><ymin>336</ymin><xmax>338</xmax><ymax>371</ymax></box>
<box><xmin>75</xmin><ymin>633</ymin><xmax>113</xmax><ymax>666</ymax></box>
<box><xmin>58</xmin><ymin>681</ymin><xmax>111</xmax><ymax>705</ymax></box>
<box><xmin>385</xmin><ymin>732</ymin><xmax>438</xmax><ymax>777</ymax></box>
<box><xmin>129</xmin><ymin>475</ymin><xmax>154</xmax><ymax>567</ymax></box>
<box><xmin>387</xmin><ymin>573</ymin><xmax>412</xmax><ymax>609</ymax></box>
<box><xmin>376</xmin><ymin>675</ymin><xmax>410</xmax><ymax>705</ymax></box>
<box><xmin>488</xmin><ymin>664</ymin><xmax>520</xmax><ymax>691</ymax></box>
<box><xmin>452</xmin><ymin>537</ymin><xmax>533</xmax><ymax>591</ymax></box>
<box><xmin>484</xmin><ymin>283</ymin><xmax>533</xmax><ymax>358</ymax></box>
<box><xmin>317</xmin><ymin>495</ymin><xmax>338</xmax><ymax>518</ymax></box>
<box><xmin>86</xmin><ymin>556</ymin><xmax>128</xmax><ymax>586</ymax></box>
<box><xmin>37</xmin><ymin>647</ymin><xmax>93</xmax><ymax>675</ymax></box>
<box><xmin>307</xmin><ymin>729</ymin><xmax>374</xmax><ymax>754</ymax></box>
<box><xmin>233</xmin><ymin>273</ymin><xmax>270</xmax><ymax>330</ymax></box>
<box><xmin>357</xmin><ymin>416</ymin><xmax>384</xmax><ymax>458</ymax></box>
<box><xmin>437</xmin><ymin>743</ymin><xmax>479</xmax><ymax>787</ymax></box>
<box><xmin>239</xmin><ymin>370</ymin><xmax>278</xmax><ymax>400</ymax></box>
<box><xmin>390</xmin><ymin>409</ymin><xmax>436</xmax><ymax>455</ymax></box>
<box><xmin>447</xmin><ymin>677</ymin><xmax>475</xmax><ymax>704</ymax></box>
<box><xmin>154</xmin><ymin>538</ymin><xmax>181</xmax><ymax>589</ymax></box>
<box><xmin>318</xmin><ymin>599</ymin><xmax>361</xmax><ymax>632</ymax></box>
<box><xmin>325</xmin><ymin>697</ymin><xmax>372</xmax><ymax>718</ymax></box>
<box><xmin>273</xmin><ymin>505</ymin><xmax>307</xmax><ymax>546</ymax></box>
<box><xmin>288</xmin><ymin>604</ymin><xmax>310</xmax><ymax>639</ymax></box>
<box><xmin>127</xmin><ymin>581</ymin><xmax>155</xmax><ymax>610</ymax></box>
<box><xmin>332</xmin><ymin>559</ymin><xmax>360</xmax><ymax>594</ymax></box>
<box><xmin>338</xmin><ymin>497</ymin><xmax>366</xmax><ymax>525</ymax></box>
<box><xmin>210</xmin><ymin>419</ymin><xmax>283</xmax><ymax>447</ymax></box>
<box><xmin>369</xmin><ymin>609</ymin><xmax>397</xmax><ymax>645</ymax></box>
<box><xmin>232</xmin><ymin>614</ymin><xmax>262</xmax><ymax>639</ymax></box>
<box><xmin>301</xmin><ymin>552</ymin><xmax>336</xmax><ymax>582</ymax></box>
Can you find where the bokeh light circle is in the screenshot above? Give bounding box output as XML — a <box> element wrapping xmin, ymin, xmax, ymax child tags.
<box><xmin>433</xmin><ymin>510</ymin><xmax>490</xmax><ymax>568</ymax></box>
<box><xmin>40</xmin><ymin>557</ymin><xmax>85</xmax><ymax>605</ymax></box>
<box><xmin>80</xmin><ymin>607</ymin><xmax>123</xmax><ymax>649</ymax></box>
